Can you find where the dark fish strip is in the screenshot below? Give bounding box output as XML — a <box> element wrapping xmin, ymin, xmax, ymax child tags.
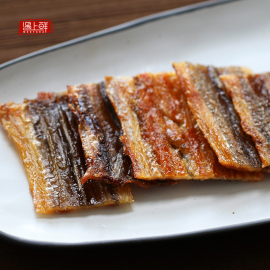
<box><xmin>220</xmin><ymin>73</ymin><xmax>270</xmax><ymax>169</ymax></box>
<box><xmin>0</xmin><ymin>93</ymin><xmax>134</xmax><ymax>213</ymax></box>
<box><xmin>173</xmin><ymin>62</ymin><xmax>262</xmax><ymax>172</ymax></box>
<box><xmin>57</xmin><ymin>96</ymin><xmax>121</xmax><ymax>202</ymax></box>
<box><xmin>68</xmin><ymin>83</ymin><xmax>134</xmax><ymax>185</ymax></box>
<box><xmin>28</xmin><ymin>94</ymin><xmax>83</xmax><ymax>208</ymax></box>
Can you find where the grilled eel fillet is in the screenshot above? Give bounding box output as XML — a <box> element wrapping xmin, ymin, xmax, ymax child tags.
<box><xmin>173</xmin><ymin>62</ymin><xmax>262</xmax><ymax>172</ymax></box>
<box><xmin>68</xmin><ymin>83</ymin><xmax>133</xmax><ymax>185</ymax></box>
<box><xmin>105</xmin><ymin>73</ymin><xmax>263</xmax><ymax>181</ymax></box>
<box><xmin>220</xmin><ymin>73</ymin><xmax>270</xmax><ymax>171</ymax></box>
<box><xmin>68</xmin><ymin>83</ymin><xmax>178</xmax><ymax>187</ymax></box>
<box><xmin>0</xmin><ymin>93</ymin><xmax>133</xmax><ymax>213</ymax></box>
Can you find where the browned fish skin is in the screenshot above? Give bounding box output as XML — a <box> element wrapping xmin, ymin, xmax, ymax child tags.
<box><xmin>220</xmin><ymin>73</ymin><xmax>270</xmax><ymax>169</ymax></box>
<box><xmin>136</xmin><ymin>73</ymin><xmax>211</xmax><ymax>178</ymax></box>
<box><xmin>106</xmin><ymin>76</ymin><xmax>190</xmax><ymax>180</ymax></box>
<box><xmin>134</xmin><ymin>75</ymin><xmax>189</xmax><ymax>178</ymax></box>
<box><xmin>173</xmin><ymin>62</ymin><xmax>262</xmax><ymax>172</ymax></box>
<box><xmin>106</xmin><ymin>73</ymin><xmax>263</xmax><ymax>181</ymax></box>
<box><xmin>106</xmin><ymin>76</ymin><xmax>161</xmax><ymax>180</ymax></box>
<box><xmin>0</xmin><ymin>94</ymin><xmax>134</xmax><ymax>213</ymax></box>
<box><xmin>68</xmin><ymin>83</ymin><xmax>134</xmax><ymax>185</ymax></box>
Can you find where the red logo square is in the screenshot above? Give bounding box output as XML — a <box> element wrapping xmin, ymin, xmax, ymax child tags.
<box><xmin>18</xmin><ymin>19</ymin><xmax>53</xmax><ymax>35</ymax></box>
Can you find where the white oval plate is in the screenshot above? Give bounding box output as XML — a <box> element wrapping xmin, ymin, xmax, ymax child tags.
<box><xmin>0</xmin><ymin>0</ymin><xmax>270</xmax><ymax>246</ymax></box>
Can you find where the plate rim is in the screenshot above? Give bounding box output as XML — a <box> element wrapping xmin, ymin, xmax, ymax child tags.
<box><xmin>2</xmin><ymin>217</ymin><xmax>270</xmax><ymax>248</ymax></box>
<box><xmin>2</xmin><ymin>0</ymin><xmax>261</xmax><ymax>247</ymax></box>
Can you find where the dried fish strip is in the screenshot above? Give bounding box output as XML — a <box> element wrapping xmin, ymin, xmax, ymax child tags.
<box><xmin>220</xmin><ymin>73</ymin><xmax>270</xmax><ymax>169</ymax></box>
<box><xmin>0</xmin><ymin>93</ymin><xmax>133</xmax><ymax>213</ymax></box>
<box><xmin>173</xmin><ymin>62</ymin><xmax>262</xmax><ymax>172</ymax></box>
<box><xmin>68</xmin><ymin>83</ymin><xmax>135</xmax><ymax>185</ymax></box>
<box><xmin>106</xmin><ymin>73</ymin><xmax>263</xmax><ymax>181</ymax></box>
<box><xmin>105</xmin><ymin>76</ymin><xmax>189</xmax><ymax>180</ymax></box>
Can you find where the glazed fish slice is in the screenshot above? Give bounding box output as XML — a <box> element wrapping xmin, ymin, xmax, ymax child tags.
<box><xmin>220</xmin><ymin>73</ymin><xmax>270</xmax><ymax>170</ymax></box>
<box><xmin>0</xmin><ymin>93</ymin><xmax>133</xmax><ymax>213</ymax></box>
<box><xmin>173</xmin><ymin>62</ymin><xmax>262</xmax><ymax>172</ymax></box>
<box><xmin>68</xmin><ymin>83</ymin><xmax>134</xmax><ymax>185</ymax></box>
<box><xmin>105</xmin><ymin>76</ymin><xmax>190</xmax><ymax>181</ymax></box>
<box><xmin>106</xmin><ymin>73</ymin><xmax>262</xmax><ymax>181</ymax></box>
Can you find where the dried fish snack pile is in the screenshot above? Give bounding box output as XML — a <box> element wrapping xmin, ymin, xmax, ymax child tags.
<box><xmin>1</xmin><ymin>62</ymin><xmax>270</xmax><ymax>214</ymax></box>
<box><xmin>0</xmin><ymin>93</ymin><xmax>134</xmax><ymax>213</ymax></box>
<box><xmin>173</xmin><ymin>62</ymin><xmax>262</xmax><ymax>172</ymax></box>
<box><xmin>106</xmin><ymin>72</ymin><xmax>263</xmax><ymax>182</ymax></box>
<box><xmin>220</xmin><ymin>73</ymin><xmax>270</xmax><ymax>172</ymax></box>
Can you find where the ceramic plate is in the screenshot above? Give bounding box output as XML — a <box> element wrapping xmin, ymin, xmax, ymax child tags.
<box><xmin>1</xmin><ymin>0</ymin><xmax>270</xmax><ymax>246</ymax></box>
